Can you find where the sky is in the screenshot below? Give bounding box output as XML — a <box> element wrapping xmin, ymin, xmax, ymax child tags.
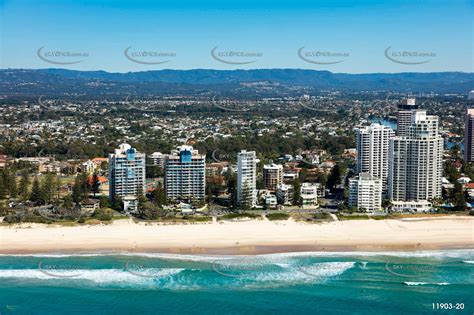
<box><xmin>0</xmin><ymin>0</ymin><xmax>472</xmax><ymax>73</ymax></box>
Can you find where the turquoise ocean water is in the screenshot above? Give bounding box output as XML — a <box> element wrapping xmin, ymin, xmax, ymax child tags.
<box><xmin>0</xmin><ymin>250</ymin><xmax>472</xmax><ymax>314</ymax></box>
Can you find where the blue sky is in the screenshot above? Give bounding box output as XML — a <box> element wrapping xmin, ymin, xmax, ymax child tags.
<box><xmin>0</xmin><ymin>0</ymin><xmax>472</xmax><ymax>73</ymax></box>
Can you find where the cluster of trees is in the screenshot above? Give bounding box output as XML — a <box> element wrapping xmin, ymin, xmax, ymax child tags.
<box><xmin>0</xmin><ymin>167</ymin><xmax>18</xmax><ymax>200</ymax></box>
<box><xmin>443</xmin><ymin>146</ymin><xmax>469</xmax><ymax>211</ymax></box>
<box><xmin>0</xmin><ymin>168</ymin><xmax>62</xmax><ymax>205</ymax></box>
<box><xmin>136</xmin><ymin>184</ymin><xmax>168</xmax><ymax>220</ymax></box>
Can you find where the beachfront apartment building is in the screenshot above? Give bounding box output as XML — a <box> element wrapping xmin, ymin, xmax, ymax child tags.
<box><xmin>388</xmin><ymin>111</ymin><xmax>443</xmax><ymax>210</ymax></box>
<box><xmin>237</xmin><ymin>150</ymin><xmax>257</xmax><ymax>208</ymax></box>
<box><xmin>348</xmin><ymin>173</ymin><xmax>382</xmax><ymax>212</ymax></box>
<box><xmin>464</xmin><ymin>109</ymin><xmax>474</xmax><ymax>162</ymax></box>
<box><xmin>263</xmin><ymin>163</ymin><xmax>283</xmax><ymax>191</ymax></box>
<box><xmin>356</xmin><ymin>123</ymin><xmax>394</xmax><ymax>190</ymax></box>
<box><xmin>108</xmin><ymin>143</ymin><xmax>146</xmax><ymax>212</ymax></box>
<box><xmin>164</xmin><ymin>145</ymin><xmax>206</xmax><ymax>201</ymax></box>
<box><xmin>300</xmin><ymin>182</ymin><xmax>318</xmax><ymax>208</ymax></box>
<box><xmin>276</xmin><ymin>183</ymin><xmax>294</xmax><ymax>205</ymax></box>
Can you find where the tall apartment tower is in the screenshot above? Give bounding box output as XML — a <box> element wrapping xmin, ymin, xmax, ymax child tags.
<box><xmin>237</xmin><ymin>150</ymin><xmax>257</xmax><ymax>208</ymax></box>
<box><xmin>348</xmin><ymin>173</ymin><xmax>382</xmax><ymax>212</ymax></box>
<box><xmin>397</xmin><ymin>97</ymin><xmax>418</xmax><ymax>136</ymax></box>
<box><xmin>263</xmin><ymin>163</ymin><xmax>283</xmax><ymax>191</ymax></box>
<box><xmin>108</xmin><ymin>143</ymin><xmax>146</xmax><ymax>211</ymax></box>
<box><xmin>464</xmin><ymin>109</ymin><xmax>474</xmax><ymax>162</ymax></box>
<box><xmin>388</xmin><ymin>111</ymin><xmax>443</xmax><ymax>204</ymax></box>
<box><xmin>164</xmin><ymin>145</ymin><xmax>206</xmax><ymax>201</ymax></box>
<box><xmin>356</xmin><ymin>123</ymin><xmax>395</xmax><ymax>190</ymax></box>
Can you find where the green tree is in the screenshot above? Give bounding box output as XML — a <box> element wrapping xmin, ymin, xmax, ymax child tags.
<box><xmin>327</xmin><ymin>164</ymin><xmax>342</xmax><ymax>191</ymax></box>
<box><xmin>293</xmin><ymin>179</ymin><xmax>301</xmax><ymax>206</ymax></box>
<box><xmin>63</xmin><ymin>194</ymin><xmax>73</xmax><ymax>209</ymax></box>
<box><xmin>18</xmin><ymin>170</ymin><xmax>30</xmax><ymax>201</ymax></box>
<box><xmin>0</xmin><ymin>170</ymin><xmax>5</xmax><ymax>199</ymax></box>
<box><xmin>136</xmin><ymin>186</ymin><xmax>147</xmax><ymax>211</ymax></box>
<box><xmin>151</xmin><ymin>184</ymin><xmax>167</xmax><ymax>207</ymax></box>
<box><xmin>111</xmin><ymin>195</ymin><xmax>123</xmax><ymax>211</ymax></box>
<box><xmin>452</xmin><ymin>182</ymin><xmax>466</xmax><ymax>211</ymax></box>
<box><xmin>41</xmin><ymin>173</ymin><xmax>57</xmax><ymax>204</ymax></box>
<box><xmin>30</xmin><ymin>177</ymin><xmax>46</xmax><ymax>205</ymax></box>
<box><xmin>99</xmin><ymin>196</ymin><xmax>110</xmax><ymax>209</ymax></box>
<box><xmin>5</xmin><ymin>167</ymin><xmax>18</xmax><ymax>199</ymax></box>
<box><xmin>72</xmin><ymin>175</ymin><xmax>85</xmax><ymax>204</ymax></box>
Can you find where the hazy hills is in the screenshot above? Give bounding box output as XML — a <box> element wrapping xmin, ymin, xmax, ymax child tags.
<box><xmin>1</xmin><ymin>68</ymin><xmax>472</xmax><ymax>97</ymax></box>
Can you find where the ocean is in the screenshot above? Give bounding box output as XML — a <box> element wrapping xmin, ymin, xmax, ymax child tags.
<box><xmin>0</xmin><ymin>250</ymin><xmax>472</xmax><ymax>314</ymax></box>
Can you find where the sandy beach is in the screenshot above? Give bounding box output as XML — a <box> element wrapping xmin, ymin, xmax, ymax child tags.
<box><xmin>0</xmin><ymin>216</ymin><xmax>473</xmax><ymax>255</ymax></box>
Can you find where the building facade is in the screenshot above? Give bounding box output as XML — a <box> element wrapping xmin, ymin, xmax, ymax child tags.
<box><xmin>263</xmin><ymin>163</ymin><xmax>283</xmax><ymax>191</ymax></box>
<box><xmin>300</xmin><ymin>182</ymin><xmax>318</xmax><ymax>208</ymax></box>
<box><xmin>108</xmin><ymin>143</ymin><xmax>146</xmax><ymax>211</ymax></box>
<box><xmin>356</xmin><ymin>123</ymin><xmax>394</xmax><ymax>190</ymax></box>
<box><xmin>388</xmin><ymin>111</ymin><xmax>443</xmax><ymax>207</ymax></box>
<box><xmin>164</xmin><ymin>145</ymin><xmax>205</xmax><ymax>201</ymax></box>
<box><xmin>396</xmin><ymin>97</ymin><xmax>418</xmax><ymax>137</ymax></box>
<box><xmin>464</xmin><ymin>109</ymin><xmax>474</xmax><ymax>162</ymax></box>
<box><xmin>237</xmin><ymin>150</ymin><xmax>257</xmax><ymax>208</ymax></box>
<box><xmin>149</xmin><ymin>152</ymin><xmax>166</xmax><ymax>169</ymax></box>
<box><xmin>348</xmin><ymin>173</ymin><xmax>382</xmax><ymax>212</ymax></box>
<box><xmin>276</xmin><ymin>183</ymin><xmax>294</xmax><ymax>205</ymax></box>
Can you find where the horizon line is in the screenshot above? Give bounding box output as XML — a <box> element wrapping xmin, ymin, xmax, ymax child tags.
<box><xmin>1</xmin><ymin>68</ymin><xmax>473</xmax><ymax>76</ymax></box>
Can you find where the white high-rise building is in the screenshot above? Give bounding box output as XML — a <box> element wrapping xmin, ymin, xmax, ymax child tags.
<box><xmin>356</xmin><ymin>123</ymin><xmax>394</xmax><ymax>190</ymax></box>
<box><xmin>263</xmin><ymin>163</ymin><xmax>283</xmax><ymax>191</ymax></box>
<box><xmin>388</xmin><ymin>111</ymin><xmax>443</xmax><ymax>208</ymax></box>
<box><xmin>164</xmin><ymin>145</ymin><xmax>205</xmax><ymax>201</ymax></box>
<box><xmin>237</xmin><ymin>150</ymin><xmax>257</xmax><ymax>208</ymax></box>
<box><xmin>108</xmin><ymin>143</ymin><xmax>146</xmax><ymax>211</ymax></box>
<box><xmin>397</xmin><ymin>97</ymin><xmax>418</xmax><ymax>137</ymax></box>
<box><xmin>348</xmin><ymin>173</ymin><xmax>382</xmax><ymax>212</ymax></box>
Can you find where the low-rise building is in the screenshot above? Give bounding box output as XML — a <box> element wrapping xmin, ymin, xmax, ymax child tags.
<box><xmin>277</xmin><ymin>183</ymin><xmax>294</xmax><ymax>205</ymax></box>
<box><xmin>348</xmin><ymin>173</ymin><xmax>382</xmax><ymax>212</ymax></box>
<box><xmin>80</xmin><ymin>199</ymin><xmax>100</xmax><ymax>213</ymax></box>
<box><xmin>390</xmin><ymin>200</ymin><xmax>432</xmax><ymax>213</ymax></box>
<box><xmin>300</xmin><ymin>183</ymin><xmax>318</xmax><ymax>208</ymax></box>
<box><xmin>265</xmin><ymin>194</ymin><xmax>278</xmax><ymax>209</ymax></box>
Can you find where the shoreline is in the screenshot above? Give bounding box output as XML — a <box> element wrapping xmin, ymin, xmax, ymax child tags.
<box><xmin>1</xmin><ymin>216</ymin><xmax>472</xmax><ymax>255</ymax></box>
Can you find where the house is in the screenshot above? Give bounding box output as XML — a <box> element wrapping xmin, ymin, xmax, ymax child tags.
<box><xmin>265</xmin><ymin>194</ymin><xmax>278</xmax><ymax>209</ymax></box>
<box><xmin>80</xmin><ymin>199</ymin><xmax>100</xmax><ymax>213</ymax></box>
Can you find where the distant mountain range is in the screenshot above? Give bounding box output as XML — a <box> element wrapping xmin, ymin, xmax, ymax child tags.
<box><xmin>1</xmin><ymin>68</ymin><xmax>472</xmax><ymax>97</ymax></box>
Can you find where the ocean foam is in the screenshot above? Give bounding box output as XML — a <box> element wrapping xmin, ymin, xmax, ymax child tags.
<box><xmin>0</xmin><ymin>268</ymin><xmax>184</xmax><ymax>285</ymax></box>
<box><xmin>403</xmin><ymin>282</ymin><xmax>450</xmax><ymax>286</ymax></box>
<box><xmin>2</xmin><ymin>249</ymin><xmax>472</xmax><ymax>260</ymax></box>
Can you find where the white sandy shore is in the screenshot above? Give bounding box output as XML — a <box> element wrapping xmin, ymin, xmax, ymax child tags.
<box><xmin>0</xmin><ymin>216</ymin><xmax>473</xmax><ymax>254</ymax></box>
